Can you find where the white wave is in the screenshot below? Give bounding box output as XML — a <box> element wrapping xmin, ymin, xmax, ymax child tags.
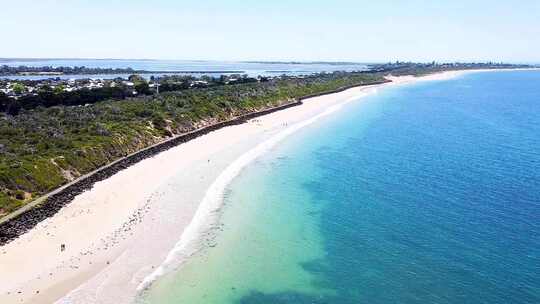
<box><xmin>136</xmin><ymin>91</ymin><xmax>372</xmax><ymax>293</ymax></box>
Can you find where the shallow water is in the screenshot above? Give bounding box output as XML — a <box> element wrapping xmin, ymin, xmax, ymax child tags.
<box><xmin>142</xmin><ymin>70</ymin><xmax>540</xmax><ymax>304</ymax></box>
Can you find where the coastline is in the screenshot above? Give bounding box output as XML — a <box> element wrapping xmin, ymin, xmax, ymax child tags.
<box><xmin>0</xmin><ymin>78</ymin><xmax>392</xmax><ymax>243</ymax></box>
<box><xmin>0</xmin><ymin>100</ymin><xmax>305</xmax><ymax>244</ymax></box>
<box><xmin>0</xmin><ymin>69</ymin><xmax>483</xmax><ymax>303</ymax></box>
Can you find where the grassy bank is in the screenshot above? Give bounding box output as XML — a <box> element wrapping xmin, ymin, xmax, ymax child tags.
<box><xmin>0</xmin><ymin>72</ymin><xmax>384</xmax><ymax>216</ymax></box>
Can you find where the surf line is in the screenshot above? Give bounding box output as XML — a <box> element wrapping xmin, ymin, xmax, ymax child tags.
<box><xmin>137</xmin><ymin>89</ymin><xmax>375</xmax><ymax>292</ymax></box>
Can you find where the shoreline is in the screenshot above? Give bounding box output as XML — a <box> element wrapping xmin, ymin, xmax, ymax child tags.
<box><xmin>135</xmin><ymin>69</ymin><xmax>483</xmax><ymax>293</ymax></box>
<box><xmin>0</xmin><ymin>69</ymin><xmax>496</xmax><ymax>303</ymax></box>
<box><xmin>136</xmin><ymin>84</ymin><xmax>376</xmax><ymax>293</ymax></box>
<box><xmin>0</xmin><ymin>100</ymin><xmax>304</xmax><ymax>244</ymax></box>
<box><xmin>0</xmin><ymin>79</ymin><xmax>390</xmax><ymax>245</ymax></box>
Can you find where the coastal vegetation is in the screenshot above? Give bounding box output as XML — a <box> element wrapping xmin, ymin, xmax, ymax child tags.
<box><xmin>0</xmin><ymin>71</ymin><xmax>383</xmax><ymax>215</ymax></box>
<box><xmin>0</xmin><ymin>62</ymin><xmax>531</xmax><ymax>217</ymax></box>
<box><xmin>0</xmin><ymin>75</ymin><xmax>262</xmax><ymax>115</ymax></box>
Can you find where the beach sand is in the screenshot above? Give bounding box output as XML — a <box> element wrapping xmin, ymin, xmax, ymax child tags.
<box><xmin>0</xmin><ymin>71</ymin><xmax>472</xmax><ymax>304</ymax></box>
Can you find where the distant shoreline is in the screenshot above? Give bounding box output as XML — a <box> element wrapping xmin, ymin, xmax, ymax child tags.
<box><xmin>0</xmin><ymin>58</ymin><xmax>368</xmax><ymax>64</ymax></box>
<box><xmin>1</xmin><ymin>70</ymin><xmax>246</xmax><ymax>77</ymax></box>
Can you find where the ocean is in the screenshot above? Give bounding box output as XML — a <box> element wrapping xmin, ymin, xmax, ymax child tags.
<box><xmin>140</xmin><ymin>70</ymin><xmax>540</xmax><ymax>303</ymax></box>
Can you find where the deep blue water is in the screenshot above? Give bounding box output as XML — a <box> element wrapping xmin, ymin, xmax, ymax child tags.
<box><xmin>144</xmin><ymin>70</ymin><xmax>540</xmax><ymax>304</ymax></box>
<box><xmin>240</xmin><ymin>71</ymin><xmax>540</xmax><ymax>303</ymax></box>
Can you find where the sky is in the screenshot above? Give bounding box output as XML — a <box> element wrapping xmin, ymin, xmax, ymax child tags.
<box><xmin>1</xmin><ymin>0</ymin><xmax>539</xmax><ymax>63</ymax></box>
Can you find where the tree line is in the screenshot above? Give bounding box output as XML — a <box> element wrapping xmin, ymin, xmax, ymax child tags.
<box><xmin>0</xmin><ymin>86</ymin><xmax>136</xmax><ymax>115</ymax></box>
<box><xmin>1</xmin><ymin>74</ymin><xmax>262</xmax><ymax>115</ymax></box>
<box><xmin>0</xmin><ymin>65</ymin><xmax>138</xmax><ymax>75</ymax></box>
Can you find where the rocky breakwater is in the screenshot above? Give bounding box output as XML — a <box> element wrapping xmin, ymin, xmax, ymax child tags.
<box><xmin>0</xmin><ymin>79</ymin><xmax>388</xmax><ymax>246</ymax></box>
<box><xmin>0</xmin><ymin>100</ymin><xmax>303</xmax><ymax>246</ymax></box>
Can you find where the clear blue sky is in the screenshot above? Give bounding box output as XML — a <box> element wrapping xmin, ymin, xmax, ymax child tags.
<box><xmin>2</xmin><ymin>0</ymin><xmax>539</xmax><ymax>62</ymax></box>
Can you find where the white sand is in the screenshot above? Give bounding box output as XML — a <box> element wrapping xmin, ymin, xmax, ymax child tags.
<box><xmin>0</xmin><ymin>71</ymin><xmax>474</xmax><ymax>304</ymax></box>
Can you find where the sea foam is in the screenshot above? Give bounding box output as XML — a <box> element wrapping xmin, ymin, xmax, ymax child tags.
<box><xmin>136</xmin><ymin>90</ymin><xmax>373</xmax><ymax>293</ymax></box>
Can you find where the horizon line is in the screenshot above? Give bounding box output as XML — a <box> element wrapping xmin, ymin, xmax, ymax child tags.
<box><xmin>0</xmin><ymin>57</ymin><xmax>537</xmax><ymax>65</ymax></box>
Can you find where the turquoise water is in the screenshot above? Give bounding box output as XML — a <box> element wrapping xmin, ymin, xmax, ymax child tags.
<box><xmin>142</xmin><ymin>71</ymin><xmax>540</xmax><ymax>303</ymax></box>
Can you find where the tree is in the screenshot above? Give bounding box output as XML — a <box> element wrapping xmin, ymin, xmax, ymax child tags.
<box><xmin>54</xmin><ymin>85</ymin><xmax>65</xmax><ymax>94</ymax></box>
<box><xmin>38</xmin><ymin>89</ymin><xmax>58</xmax><ymax>107</ymax></box>
<box><xmin>19</xmin><ymin>95</ymin><xmax>44</xmax><ymax>110</ymax></box>
<box><xmin>0</xmin><ymin>92</ymin><xmax>9</xmax><ymax>112</ymax></box>
<box><xmin>12</xmin><ymin>83</ymin><xmax>25</xmax><ymax>95</ymax></box>
<box><xmin>6</xmin><ymin>99</ymin><xmax>21</xmax><ymax>115</ymax></box>
<box><xmin>128</xmin><ymin>74</ymin><xmax>144</xmax><ymax>82</ymax></box>
<box><xmin>135</xmin><ymin>82</ymin><xmax>150</xmax><ymax>95</ymax></box>
<box><xmin>126</xmin><ymin>74</ymin><xmax>152</xmax><ymax>94</ymax></box>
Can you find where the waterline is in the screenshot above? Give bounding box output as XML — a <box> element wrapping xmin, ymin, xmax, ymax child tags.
<box><xmin>137</xmin><ymin>90</ymin><xmax>375</xmax><ymax>293</ymax></box>
<box><xmin>141</xmin><ymin>70</ymin><xmax>540</xmax><ymax>304</ymax></box>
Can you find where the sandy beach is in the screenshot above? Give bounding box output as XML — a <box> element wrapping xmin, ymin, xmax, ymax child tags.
<box><xmin>0</xmin><ymin>70</ymin><xmax>473</xmax><ymax>304</ymax></box>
